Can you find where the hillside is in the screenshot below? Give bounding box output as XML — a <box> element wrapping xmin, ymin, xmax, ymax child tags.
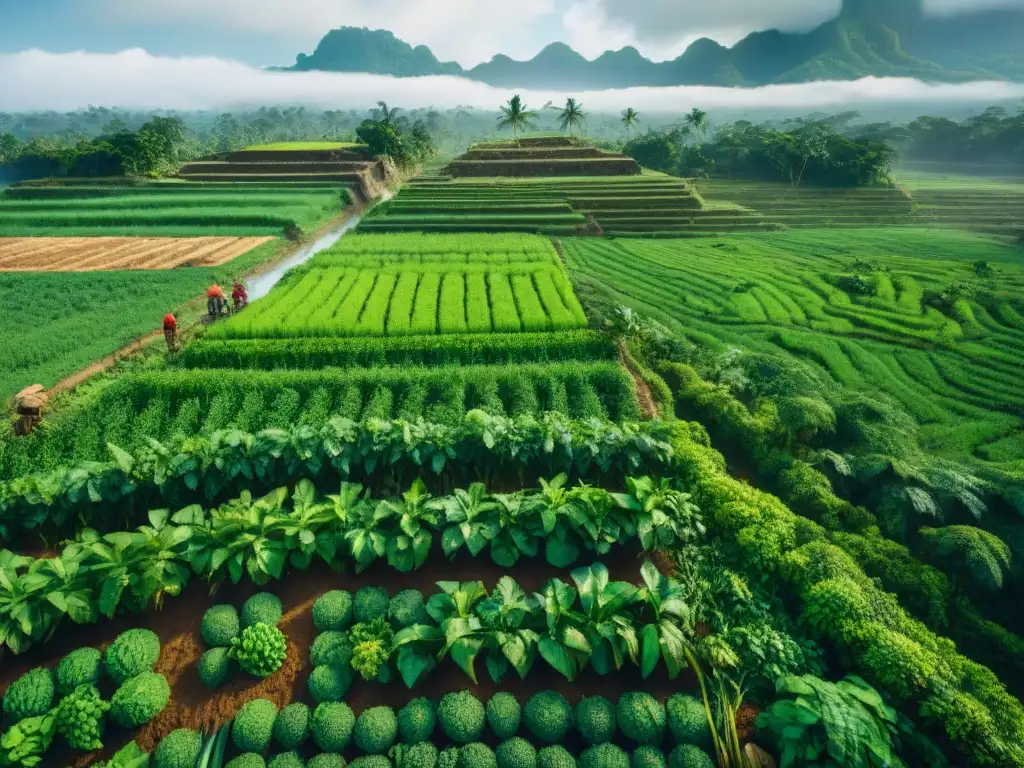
<box><xmin>289</xmin><ymin>0</ymin><xmax>1024</xmax><ymax>87</ymax></box>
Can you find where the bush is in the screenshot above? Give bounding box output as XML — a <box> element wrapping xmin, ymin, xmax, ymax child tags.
<box><xmin>202</xmin><ymin>604</ymin><xmax>241</xmax><ymax>647</ymax></box>
<box><xmin>389</xmin><ymin>590</ymin><xmax>428</xmax><ymax>628</ymax></box>
<box><xmin>233</xmin><ymin>699</ymin><xmax>278</xmax><ymax>753</ymax></box>
<box><xmin>226</xmin><ymin>755</ymin><xmax>267</xmax><ymax>768</ymax></box>
<box><xmin>496</xmin><ymin>737</ymin><xmax>537</xmax><ymax>768</ymax></box>
<box><xmin>242</xmin><ymin>592</ymin><xmax>283</xmax><ymax>628</ymax></box>
<box><xmin>231</xmin><ymin>623</ymin><xmax>288</xmax><ymax>678</ymax></box>
<box><xmin>354</xmin><ymin>586</ymin><xmax>390</xmax><ymax>623</ymax></box>
<box><xmin>350</xmin><ymin>618</ymin><xmax>394</xmax><ymax>681</ymax></box>
<box><xmin>55</xmin><ymin>647</ymin><xmax>103</xmax><ymax>695</ymax></box>
<box><xmin>632</xmin><ymin>747</ymin><xmax>666</xmax><ymax>768</ymax></box>
<box><xmin>580</xmin><ymin>744</ymin><xmax>628</xmax><ymax>768</ymax></box>
<box><xmin>536</xmin><ymin>746</ymin><xmax>576</xmax><ymax>768</ymax></box>
<box><xmin>523</xmin><ymin>691</ymin><xmax>572</xmax><ymax>744</ymax></box>
<box><xmin>154</xmin><ymin>728</ymin><xmax>202</xmax><ymax>768</ymax></box>
<box><xmin>105</xmin><ymin>628</ymin><xmax>161</xmax><ymax>684</ymax></box>
<box><xmin>438</xmin><ymin>691</ymin><xmax>485</xmax><ymax>744</ymax></box>
<box><xmin>199</xmin><ymin>647</ymin><xmax>234</xmax><ymax>689</ymax></box>
<box><xmin>2</xmin><ymin>667</ymin><xmax>55</xmax><ymax>722</ymax></box>
<box><xmin>575</xmin><ymin>696</ymin><xmax>615</xmax><ymax>745</ymax></box>
<box><xmin>617</xmin><ymin>693</ymin><xmax>665</xmax><ymax>746</ymax></box>
<box><xmin>439</xmin><ymin>747</ymin><xmax>459</xmax><ymax>768</ymax></box>
<box><xmin>399</xmin><ymin>697</ymin><xmax>436</xmax><ymax>743</ymax></box>
<box><xmin>268</xmin><ymin>752</ymin><xmax>304</xmax><ymax>768</ymax></box>
<box><xmin>307</xmin><ymin>756</ymin><xmax>345</xmax><ymax>768</ymax></box>
<box><xmin>313</xmin><ymin>590</ymin><xmax>354</xmax><ymax>632</ymax></box>
<box><xmin>665</xmin><ymin>695</ymin><xmax>709</xmax><ymax>748</ymax></box>
<box><xmin>110</xmin><ymin>671</ymin><xmax>171</xmax><ymax>728</ymax></box>
<box><xmin>350</xmin><ymin>757</ymin><xmax>391</xmax><ymax>768</ymax></box>
<box><xmin>310</xmin><ymin>631</ymin><xmax>353</xmax><ymax>668</ymax></box>
<box><xmin>458</xmin><ymin>743</ymin><xmax>497</xmax><ymax>768</ymax></box>
<box><xmin>667</xmin><ymin>745</ymin><xmax>714</xmax><ymax>768</ymax></box>
<box><xmin>308</xmin><ymin>665</ymin><xmax>352</xmax><ymax>703</ymax></box>
<box><xmin>403</xmin><ymin>742</ymin><xmax>439</xmax><ymax>768</ymax></box>
<box><xmin>486</xmin><ymin>693</ymin><xmax>521</xmax><ymax>741</ymax></box>
<box><xmin>274</xmin><ymin>702</ymin><xmax>311</xmax><ymax>750</ymax></box>
<box><xmin>56</xmin><ymin>684</ymin><xmax>109</xmax><ymax>751</ymax></box>
<box><xmin>312</xmin><ymin>702</ymin><xmax>355</xmax><ymax>752</ymax></box>
<box><xmin>355</xmin><ymin>706</ymin><xmax>398</xmax><ymax>754</ymax></box>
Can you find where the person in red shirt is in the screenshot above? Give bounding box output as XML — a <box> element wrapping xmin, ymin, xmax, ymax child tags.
<box><xmin>162</xmin><ymin>313</ymin><xmax>178</xmax><ymax>352</ymax></box>
<box><xmin>232</xmin><ymin>280</ymin><xmax>248</xmax><ymax>311</ymax></box>
<box><xmin>207</xmin><ymin>284</ymin><xmax>225</xmax><ymax>318</ymax></box>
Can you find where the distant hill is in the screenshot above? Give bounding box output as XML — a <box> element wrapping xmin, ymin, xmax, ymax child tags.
<box><xmin>290</xmin><ymin>0</ymin><xmax>1024</xmax><ymax>87</ymax></box>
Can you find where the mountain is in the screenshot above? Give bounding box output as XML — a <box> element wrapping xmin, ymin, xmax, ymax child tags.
<box><xmin>289</xmin><ymin>1</ymin><xmax>1024</xmax><ymax>87</ymax></box>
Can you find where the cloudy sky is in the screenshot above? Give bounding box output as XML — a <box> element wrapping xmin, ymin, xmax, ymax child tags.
<box><xmin>3</xmin><ymin>0</ymin><xmax>1024</xmax><ymax>67</ymax></box>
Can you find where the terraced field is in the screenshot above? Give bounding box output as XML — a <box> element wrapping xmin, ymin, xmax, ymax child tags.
<box><xmin>0</xmin><ymin>236</ymin><xmax>275</xmax><ymax>271</ymax></box>
<box><xmin>899</xmin><ymin>172</ymin><xmax>1024</xmax><ymax>238</ymax></box>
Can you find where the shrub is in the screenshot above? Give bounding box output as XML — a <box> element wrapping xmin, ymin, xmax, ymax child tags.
<box><xmin>233</xmin><ymin>699</ymin><xmax>278</xmax><ymax>753</ymax></box>
<box><xmin>202</xmin><ymin>604</ymin><xmax>241</xmax><ymax>647</ymax></box>
<box><xmin>665</xmin><ymin>695</ymin><xmax>709</xmax><ymax>748</ymax></box>
<box><xmin>199</xmin><ymin>647</ymin><xmax>234</xmax><ymax>689</ymax></box>
<box><xmin>230</xmin><ymin>623</ymin><xmax>288</xmax><ymax>678</ymax></box>
<box><xmin>536</xmin><ymin>746</ymin><xmax>576</xmax><ymax>768</ymax></box>
<box><xmin>268</xmin><ymin>752</ymin><xmax>304</xmax><ymax>768</ymax></box>
<box><xmin>438</xmin><ymin>691</ymin><xmax>485</xmax><ymax>744</ymax></box>
<box><xmin>389</xmin><ymin>590</ymin><xmax>428</xmax><ymax>628</ymax></box>
<box><xmin>308</xmin><ymin>665</ymin><xmax>352</xmax><ymax>703</ymax></box>
<box><xmin>632</xmin><ymin>747</ymin><xmax>666</xmax><ymax>768</ymax></box>
<box><xmin>2</xmin><ymin>667</ymin><xmax>55</xmax><ymax>722</ymax></box>
<box><xmin>617</xmin><ymin>693</ymin><xmax>665</xmax><ymax>746</ymax></box>
<box><xmin>580</xmin><ymin>744</ymin><xmax>628</xmax><ymax>768</ymax></box>
<box><xmin>667</xmin><ymin>745</ymin><xmax>714</xmax><ymax>768</ymax></box>
<box><xmin>350</xmin><ymin>757</ymin><xmax>391</xmax><ymax>768</ymax></box>
<box><xmin>242</xmin><ymin>593</ymin><xmax>283</xmax><ymax>628</ymax></box>
<box><xmin>110</xmin><ymin>671</ymin><xmax>171</xmax><ymax>728</ymax></box>
<box><xmin>399</xmin><ymin>697</ymin><xmax>436</xmax><ymax>743</ymax></box>
<box><xmin>310</xmin><ymin>631</ymin><xmax>353</xmax><ymax>668</ymax></box>
<box><xmin>575</xmin><ymin>696</ymin><xmax>615</xmax><ymax>745</ymax></box>
<box><xmin>355</xmin><ymin>706</ymin><xmax>398</xmax><ymax>754</ymax></box>
<box><xmin>154</xmin><ymin>728</ymin><xmax>202</xmax><ymax>768</ymax></box>
<box><xmin>350</xmin><ymin>618</ymin><xmax>394</xmax><ymax>681</ymax></box>
<box><xmin>486</xmin><ymin>693</ymin><xmax>521</xmax><ymax>741</ymax></box>
<box><xmin>313</xmin><ymin>590</ymin><xmax>354</xmax><ymax>632</ymax></box>
<box><xmin>274</xmin><ymin>702</ymin><xmax>311</xmax><ymax>750</ymax></box>
<box><xmin>56</xmin><ymin>684</ymin><xmax>109</xmax><ymax>751</ymax></box>
<box><xmin>403</xmin><ymin>742</ymin><xmax>439</xmax><ymax>768</ymax></box>
<box><xmin>307</xmin><ymin>756</ymin><xmax>345</xmax><ymax>768</ymax></box>
<box><xmin>55</xmin><ymin>647</ymin><xmax>103</xmax><ymax>695</ymax></box>
<box><xmin>496</xmin><ymin>737</ymin><xmax>537</xmax><ymax>768</ymax></box>
<box><xmin>354</xmin><ymin>586</ymin><xmax>390</xmax><ymax>623</ymax></box>
<box><xmin>105</xmin><ymin>628</ymin><xmax>161</xmax><ymax>684</ymax></box>
<box><xmin>523</xmin><ymin>691</ymin><xmax>572</xmax><ymax>744</ymax></box>
<box><xmin>313</xmin><ymin>702</ymin><xmax>355</xmax><ymax>752</ymax></box>
<box><xmin>226</xmin><ymin>755</ymin><xmax>267</xmax><ymax>768</ymax></box>
<box><xmin>458</xmin><ymin>742</ymin><xmax>497</xmax><ymax>768</ymax></box>
<box><xmin>439</xmin><ymin>747</ymin><xmax>460</xmax><ymax>768</ymax></box>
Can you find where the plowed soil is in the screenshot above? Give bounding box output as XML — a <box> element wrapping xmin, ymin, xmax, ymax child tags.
<box><xmin>0</xmin><ymin>237</ymin><xmax>274</xmax><ymax>271</ymax></box>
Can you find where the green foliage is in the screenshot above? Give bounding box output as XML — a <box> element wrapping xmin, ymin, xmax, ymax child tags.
<box><xmin>273</xmin><ymin>703</ymin><xmax>311</xmax><ymax>750</ymax></box>
<box><xmin>349</xmin><ymin>758</ymin><xmax>391</xmax><ymax>768</ymax></box>
<box><xmin>920</xmin><ymin>526</ymin><xmax>1012</xmax><ymax>593</ymax></box>
<box><xmin>310</xmin><ymin>631</ymin><xmax>353</xmax><ymax>669</ymax></box>
<box><xmin>241</xmin><ymin>593</ymin><xmax>283</xmax><ymax>628</ymax></box>
<box><xmin>230</xmin><ymin>623</ymin><xmax>288</xmax><ymax>678</ymax></box>
<box><xmin>109</xmin><ymin>671</ymin><xmax>170</xmax><ymax>728</ymax></box>
<box><xmin>232</xmin><ymin>699</ymin><xmax>278</xmax><ymax>754</ymax></box>
<box><xmin>153</xmin><ymin>729</ymin><xmax>202</xmax><ymax>768</ymax></box>
<box><xmin>226</xmin><ymin>755</ymin><xmax>267</xmax><ymax>768</ymax></box>
<box><xmin>632</xmin><ymin>747</ymin><xmax>666</xmax><ymax>768</ymax></box>
<box><xmin>438</xmin><ymin>691</ymin><xmax>485</xmax><ymax>744</ymax></box>
<box><xmin>2</xmin><ymin>668</ymin><xmax>54</xmax><ymax>723</ymax></box>
<box><xmin>398</xmin><ymin>698</ymin><xmax>436</xmax><ymax>744</ymax></box>
<box><xmin>55</xmin><ymin>647</ymin><xmax>103</xmax><ymax>695</ymax></box>
<box><xmin>355</xmin><ymin>706</ymin><xmax>398</xmax><ymax>755</ymax></box>
<box><xmin>496</xmin><ymin>737</ymin><xmax>536</xmax><ymax>768</ymax></box>
<box><xmin>307</xmin><ymin>665</ymin><xmax>352</xmax><ymax>703</ymax></box>
<box><xmin>575</xmin><ymin>696</ymin><xmax>616</xmax><ymax>746</ymax></box>
<box><xmin>267</xmin><ymin>752</ymin><xmax>304</xmax><ymax>768</ymax></box>
<box><xmin>0</xmin><ymin>711</ymin><xmax>56</xmax><ymax>768</ymax></box>
<box><xmin>354</xmin><ymin>587</ymin><xmax>391</xmax><ymax>624</ymax></box>
<box><xmin>486</xmin><ymin>693</ymin><xmax>521</xmax><ymax>741</ymax></box>
<box><xmin>401</xmin><ymin>742</ymin><xmax>439</xmax><ymax>768</ymax></box>
<box><xmin>665</xmin><ymin>695</ymin><xmax>710</xmax><ymax>749</ymax></box>
<box><xmin>440</xmin><ymin>747</ymin><xmax>460</xmax><ymax>768</ymax></box>
<box><xmin>350</xmin><ymin>617</ymin><xmax>395</xmax><ymax>681</ymax></box>
<box><xmin>306</xmin><ymin>756</ymin><xmax>344</xmax><ymax>768</ymax></box>
<box><xmin>105</xmin><ymin>629</ymin><xmax>160</xmax><ymax>684</ymax></box>
<box><xmin>616</xmin><ymin>693</ymin><xmax>666</xmax><ymax>747</ymax></box>
<box><xmin>313</xmin><ymin>591</ymin><xmax>353</xmax><ymax>632</ymax></box>
<box><xmin>536</xmin><ymin>746</ymin><xmax>576</xmax><ymax>768</ymax></box>
<box><xmin>667</xmin><ymin>745</ymin><xmax>714</xmax><ymax>768</ymax></box>
<box><xmin>312</xmin><ymin>702</ymin><xmax>355</xmax><ymax>752</ymax></box>
<box><xmin>198</xmin><ymin>647</ymin><xmax>234</xmax><ymax>689</ymax></box>
<box><xmin>202</xmin><ymin>604</ymin><xmax>241</xmax><ymax>647</ymax></box>
<box><xmin>457</xmin><ymin>743</ymin><xmax>497</xmax><ymax>768</ymax></box>
<box><xmin>523</xmin><ymin>692</ymin><xmax>573</xmax><ymax>745</ymax></box>
<box><xmin>54</xmin><ymin>684</ymin><xmax>108</xmax><ymax>751</ymax></box>
<box><xmin>389</xmin><ymin>590</ymin><xmax>428</xmax><ymax>628</ymax></box>
<box><xmin>580</xmin><ymin>744</ymin><xmax>628</xmax><ymax>768</ymax></box>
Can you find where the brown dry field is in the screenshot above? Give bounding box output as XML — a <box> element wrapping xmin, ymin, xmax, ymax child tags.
<box><xmin>0</xmin><ymin>236</ymin><xmax>275</xmax><ymax>271</ymax></box>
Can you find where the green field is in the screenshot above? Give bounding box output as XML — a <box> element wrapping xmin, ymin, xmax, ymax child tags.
<box><xmin>239</xmin><ymin>141</ymin><xmax>365</xmax><ymax>151</ymax></box>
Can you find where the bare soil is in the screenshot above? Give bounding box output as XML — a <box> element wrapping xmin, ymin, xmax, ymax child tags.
<box><xmin>0</xmin><ymin>237</ymin><xmax>274</xmax><ymax>271</ymax></box>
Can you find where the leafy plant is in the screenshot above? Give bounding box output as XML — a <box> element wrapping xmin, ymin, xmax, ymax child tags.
<box><xmin>229</xmin><ymin>623</ymin><xmax>287</xmax><ymax>678</ymax></box>
<box><xmin>349</xmin><ymin>617</ymin><xmax>395</xmax><ymax>681</ymax></box>
<box><xmin>380</xmin><ymin>479</ymin><xmax>437</xmax><ymax>573</ymax></box>
<box><xmin>0</xmin><ymin>712</ymin><xmax>56</xmax><ymax>768</ymax></box>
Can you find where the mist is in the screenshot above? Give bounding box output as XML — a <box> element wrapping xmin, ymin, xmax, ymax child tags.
<box><xmin>3</xmin><ymin>49</ymin><xmax>1024</xmax><ymax>118</ymax></box>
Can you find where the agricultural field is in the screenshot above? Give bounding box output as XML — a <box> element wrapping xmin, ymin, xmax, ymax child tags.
<box><xmin>898</xmin><ymin>171</ymin><xmax>1024</xmax><ymax>238</ymax></box>
<box><xmin>0</xmin><ymin>236</ymin><xmax>275</xmax><ymax>271</ymax></box>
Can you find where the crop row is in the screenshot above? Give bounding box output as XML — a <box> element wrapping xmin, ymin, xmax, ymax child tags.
<box><xmin>177</xmin><ymin>330</ymin><xmax>617</xmax><ymax>370</ymax></box>
<box><xmin>0</xmin><ymin>192</ymin><xmax>346</xmax><ymax>211</ymax></box>
<box><xmin>322</xmin><ymin>232</ymin><xmax>557</xmax><ymax>257</ymax></box>
<box><xmin>308</xmin><ymin>251</ymin><xmax>557</xmax><ymax>267</ymax></box>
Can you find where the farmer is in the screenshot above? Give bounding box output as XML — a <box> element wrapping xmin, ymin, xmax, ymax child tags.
<box><xmin>162</xmin><ymin>312</ymin><xmax>178</xmax><ymax>351</ymax></box>
<box><xmin>232</xmin><ymin>279</ymin><xmax>248</xmax><ymax>311</ymax></box>
<box><xmin>207</xmin><ymin>283</ymin><xmax>225</xmax><ymax>318</ymax></box>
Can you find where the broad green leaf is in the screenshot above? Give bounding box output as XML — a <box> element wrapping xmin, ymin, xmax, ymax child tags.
<box><xmin>640</xmin><ymin>624</ymin><xmax>660</xmax><ymax>679</ymax></box>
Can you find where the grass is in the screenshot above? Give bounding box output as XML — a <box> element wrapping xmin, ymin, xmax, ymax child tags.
<box><xmin>239</xmin><ymin>142</ymin><xmax>365</xmax><ymax>151</ymax></box>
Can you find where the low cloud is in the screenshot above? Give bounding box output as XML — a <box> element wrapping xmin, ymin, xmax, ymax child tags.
<box><xmin>3</xmin><ymin>49</ymin><xmax>1023</xmax><ymax>116</ymax></box>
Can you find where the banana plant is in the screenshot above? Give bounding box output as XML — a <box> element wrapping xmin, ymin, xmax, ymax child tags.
<box><xmin>475</xmin><ymin>576</ymin><xmax>541</xmax><ymax>682</ymax></box>
<box><xmin>571</xmin><ymin>562</ymin><xmax>640</xmax><ymax>674</ymax></box>
<box><xmin>381</xmin><ymin>478</ymin><xmax>437</xmax><ymax>572</ymax></box>
<box><xmin>435</xmin><ymin>482</ymin><xmax>499</xmax><ymax>559</ymax></box>
<box><xmin>615</xmin><ymin>477</ymin><xmax>705</xmax><ymax>551</ymax></box>
<box><xmin>489</xmin><ymin>494</ymin><xmax>540</xmax><ymax>567</ymax></box>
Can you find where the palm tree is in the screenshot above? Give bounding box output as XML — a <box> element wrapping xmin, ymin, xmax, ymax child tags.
<box><xmin>558</xmin><ymin>98</ymin><xmax>587</xmax><ymax>136</ymax></box>
<box><xmin>496</xmin><ymin>95</ymin><xmax>539</xmax><ymax>144</ymax></box>
<box><xmin>621</xmin><ymin>108</ymin><xmax>640</xmax><ymax>141</ymax></box>
<box><xmin>685</xmin><ymin>107</ymin><xmax>709</xmax><ymax>141</ymax></box>
<box><xmin>374</xmin><ymin>101</ymin><xmax>400</xmax><ymax>127</ymax></box>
